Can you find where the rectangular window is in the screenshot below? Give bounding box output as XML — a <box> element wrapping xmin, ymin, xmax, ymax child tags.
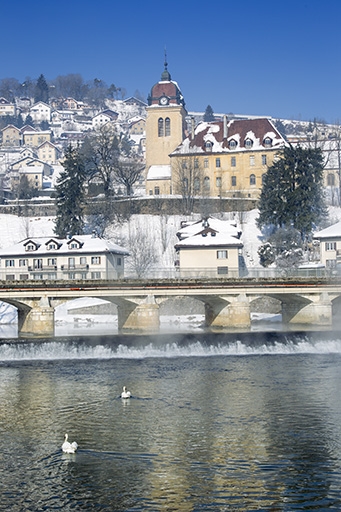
<box><xmin>91</xmin><ymin>271</ymin><xmax>101</xmax><ymax>279</ymax></box>
<box><xmin>6</xmin><ymin>274</ymin><xmax>15</xmax><ymax>280</ymax></box>
<box><xmin>68</xmin><ymin>272</ymin><xmax>75</xmax><ymax>280</ymax></box>
<box><xmin>117</xmin><ymin>257</ymin><xmax>122</xmax><ymax>266</ymax></box>
<box><xmin>326</xmin><ymin>259</ymin><xmax>336</xmax><ymax>268</ymax></box>
<box><xmin>19</xmin><ymin>274</ymin><xmax>29</xmax><ymax>280</ymax></box>
<box><xmin>33</xmin><ymin>259</ymin><xmax>42</xmax><ymax>269</ymax></box>
<box><xmin>204</xmin><ymin>158</ymin><xmax>209</xmax><ymax>168</ymax></box>
<box><xmin>231</xmin><ymin>156</ymin><xmax>236</xmax><ymax>167</ymax></box>
<box><xmin>217</xmin><ymin>266</ymin><xmax>228</xmax><ymax>275</ymax></box>
<box><xmin>215</xmin><ymin>158</ymin><xmax>221</xmax><ymax>168</ymax></box>
<box><xmin>217</xmin><ymin>250</ymin><xmax>228</xmax><ymax>259</ymax></box>
<box><xmin>80</xmin><ymin>257</ymin><xmax>87</xmax><ymax>265</ymax></box>
<box><xmin>91</xmin><ymin>256</ymin><xmax>101</xmax><ymax>264</ymax></box>
<box><xmin>5</xmin><ymin>260</ymin><xmax>15</xmax><ymax>267</ymax></box>
<box><xmin>249</xmin><ymin>155</ymin><xmax>255</xmax><ymax>166</ymax></box>
<box><xmin>48</xmin><ymin>258</ymin><xmax>57</xmax><ymax>266</ymax></box>
<box><xmin>216</xmin><ymin>177</ymin><xmax>222</xmax><ymax>188</ymax></box>
<box><xmin>325</xmin><ymin>242</ymin><xmax>337</xmax><ymax>251</ymax></box>
<box><xmin>262</xmin><ymin>154</ymin><xmax>267</xmax><ymax>165</ymax></box>
<box><xmin>19</xmin><ymin>259</ymin><xmax>27</xmax><ymax>267</ymax></box>
<box><xmin>231</xmin><ymin>176</ymin><xmax>237</xmax><ymax>186</ymax></box>
<box><xmin>69</xmin><ymin>242</ymin><xmax>78</xmax><ymax>249</ymax></box>
<box><xmin>68</xmin><ymin>257</ymin><xmax>75</xmax><ymax>269</ymax></box>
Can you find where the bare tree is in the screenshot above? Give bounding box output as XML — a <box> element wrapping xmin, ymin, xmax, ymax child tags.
<box><xmin>114</xmin><ymin>156</ymin><xmax>144</xmax><ymax>196</ymax></box>
<box><xmin>126</xmin><ymin>220</ymin><xmax>159</xmax><ymax>278</ymax></box>
<box><xmin>81</xmin><ymin>125</ymin><xmax>119</xmax><ymax>198</ymax></box>
<box><xmin>172</xmin><ymin>156</ymin><xmax>204</xmax><ymax>214</ymax></box>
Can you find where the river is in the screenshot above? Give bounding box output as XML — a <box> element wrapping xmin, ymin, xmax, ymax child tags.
<box><xmin>1</xmin><ymin>329</ymin><xmax>341</xmax><ymax>510</ymax></box>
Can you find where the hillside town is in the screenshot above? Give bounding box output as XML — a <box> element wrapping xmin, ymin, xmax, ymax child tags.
<box><xmin>0</xmin><ymin>64</ymin><xmax>340</xmax><ymax>280</ymax></box>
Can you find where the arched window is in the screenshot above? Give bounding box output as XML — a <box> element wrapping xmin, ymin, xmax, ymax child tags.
<box><xmin>261</xmin><ymin>173</ymin><xmax>266</xmax><ymax>185</ymax></box>
<box><xmin>244</xmin><ymin>138</ymin><xmax>253</xmax><ymax>148</ymax></box>
<box><xmin>327</xmin><ymin>173</ymin><xmax>335</xmax><ymax>186</ymax></box>
<box><xmin>204</xmin><ymin>176</ymin><xmax>210</xmax><ymax>191</ymax></box>
<box><xmin>165</xmin><ymin>117</ymin><xmax>171</xmax><ymax>136</ymax></box>
<box><xmin>194</xmin><ymin>177</ymin><xmax>200</xmax><ymax>192</ymax></box>
<box><xmin>158</xmin><ymin>118</ymin><xmax>164</xmax><ymax>137</ymax></box>
<box><xmin>229</xmin><ymin>139</ymin><xmax>237</xmax><ymax>149</ymax></box>
<box><xmin>205</xmin><ymin>141</ymin><xmax>213</xmax><ymax>152</ymax></box>
<box><xmin>250</xmin><ymin>174</ymin><xmax>256</xmax><ymax>186</ymax></box>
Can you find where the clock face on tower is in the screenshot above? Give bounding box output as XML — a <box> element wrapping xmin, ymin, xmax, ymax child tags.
<box><xmin>159</xmin><ymin>96</ymin><xmax>169</xmax><ymax>105</ymax></box>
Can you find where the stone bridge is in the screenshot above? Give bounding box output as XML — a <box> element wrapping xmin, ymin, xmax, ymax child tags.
<box><xmin>0</xmin><ymin>277</ymin><xmax>340</xmax><ymax>336</ymax></box>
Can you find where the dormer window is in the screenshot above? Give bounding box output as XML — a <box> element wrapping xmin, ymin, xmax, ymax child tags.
<box><xmin>25</xmin><ymin>243</ymin><xmax>36</xmax><ymax>252</ymax></box>
<box><xmin>204</xmin><ymin>141</ymin><xmax>213</xmax><ymax>152</ymax></box>
<box><xmin>67</xmin><ymin>238</ymin><xmax>83</xmax><ymax>250</ymax></box>
<box><xmin>48</xmin><ymin>243</ymin><xmax>57</xmax><ymax>250</ymax></box>
<box><xmin>263</xmin><ymin>137</ymin><xmax>272</xmax><ymax>147</ymax></box>
<box><xmin>229</xmin><ymin>139</ymin><xmax>237</xmax><ymax>149</ymax></box>
<box><xmin>245</xmin><ymin>138</ymin><xmax>253</xmax><ymax>149</ymax></box>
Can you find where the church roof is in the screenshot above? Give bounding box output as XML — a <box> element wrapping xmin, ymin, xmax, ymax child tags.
<box><xmin>171</xmin><ymin>118</ymin><xmax>287</xmax><ymax>155</ymax></box>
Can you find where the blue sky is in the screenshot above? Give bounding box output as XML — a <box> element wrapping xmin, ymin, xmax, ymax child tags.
<box><xmin>2</xmin><ymin>0</ymin><xmax>341</xmax><ymax>123</ymax></box>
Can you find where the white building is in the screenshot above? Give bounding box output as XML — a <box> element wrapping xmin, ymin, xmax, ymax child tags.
<box><xmin>313</xmin><ymin>221</ymin><xmax>341</xmax><ymax>270</ymax></box>
<box><xmin>175</xmin><ymin>217</ymin><xmax>243</xmax><ymax>278</ymax></box>
<box><xmin>0</xmin><ymin>234</ymin><xmax>129</xmax><ymax>281</ymax></box>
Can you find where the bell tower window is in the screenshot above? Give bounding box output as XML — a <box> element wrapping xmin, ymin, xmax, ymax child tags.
<box><xmin>158</xmin><ymin>118</ymin><xmax>164</xmax><ymax>137</ymax></box>
<box><xmin>165</xmin><ymin>117</ymin><xmax>171</xmax><ymax>136</ymax></box>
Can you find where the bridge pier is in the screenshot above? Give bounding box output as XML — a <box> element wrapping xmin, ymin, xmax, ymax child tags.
<box><xmin>205</xmin><ymin>294</ymin><xmax>251</xmax><ymax>329</ymax></box>
<box><xmin>282</xmin><ymin>292</ymin><xmax>332</xmax><ymax>326</ymax></box>
<box><xmin>19</xmin><ymin>296</ymin><xmax>55</xmax><ymax>336</ymax></box>
<box><xmin>117</xmin><ymin>295</ymin><xmax>160</xmax><ymax>332</ymax></box>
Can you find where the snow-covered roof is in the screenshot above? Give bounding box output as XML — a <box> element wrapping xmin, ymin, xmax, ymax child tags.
<box><xmin>177</xmin><ymin>217</ymin><xmax>241</xmax><ymax>240</ymax></box>
<box><xmin>172</xmin><ymin>118</ymin><xmax>287</xmax><ymax>155</ymax></box>
<box><xmin>175</xmin><ymin>230</ymin><xmax>243</xmax><ymax>249</ymax></box>
<box><xmin>0</xmin><ymin>235</ymin><xmax>129</xmax><ymax>257</ymax></box>
<box><xmin>313</xmin><ymin>221</ymin><xmax>341</xmax><ymax>239</ymax></box>
<box><xmin>146</xmin><ymin>164</ymin><xmax>171</xmax><ymax>180</ymax></box>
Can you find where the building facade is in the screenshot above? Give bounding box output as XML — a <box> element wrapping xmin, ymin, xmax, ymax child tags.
<box><xmin>145</xmin><ymin>64</ymin><xmax>287</xmax><ymax>199</ymax></box>
<box><xmin>0</xmin><ymin>234</ymin><xmax>129</xmax><ymax>281</ymax></box>
<box><xmin>313</xmin><ymin>221</ymin><xmax>341</xmax><ymax>270</ymax></box>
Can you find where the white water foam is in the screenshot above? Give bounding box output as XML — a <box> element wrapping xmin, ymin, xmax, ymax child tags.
<box><xmin>0</xmin><ymin>336</ymin><xmax>341</xmax><ymax>361</ymax></box>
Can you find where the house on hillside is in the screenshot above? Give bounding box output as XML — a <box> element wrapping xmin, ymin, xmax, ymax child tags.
<box><xmin>0</xmin><ymin>97</ymin><xmax>16</xmax><ymax>117</ymax></box>
<box><xmin>175</xmin><ymin>217</ymin><xmax>244</xmax><ymax>278</ymax></box>
<box><xmin>1</xmin><ymin>125</ymin><xmax>22</xmax><ymax>147</ymax></box>
<box><xmin>313</xmin><ymin>221</ymin><xmax>341</xmax><ymax>271</ymax></box>
<box><xmin>29</xmin><ymin>101</ymin><xmax>51</xmax><ymax>123</ymax></box>
<box><xmin>0</xmin><ymin>234</ymin><xmax>129</xmax><ymax>281</ymax></box>
<box><xmin>92</xmin><ymin>109</ymin><xmax>118</xmax><ymax>129</ymax></box>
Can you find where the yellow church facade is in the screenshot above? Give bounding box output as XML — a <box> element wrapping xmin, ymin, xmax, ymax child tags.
<box><xmin>145</xmin><ymin>65</ymin><xmax>287</xmax><ymax>198</ymax></box>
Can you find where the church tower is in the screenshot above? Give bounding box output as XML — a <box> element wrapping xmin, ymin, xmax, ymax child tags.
<box><xmin>145</xmin><ymin>58</ymin><xmax>187</xmax><ymax>195</ymax></box>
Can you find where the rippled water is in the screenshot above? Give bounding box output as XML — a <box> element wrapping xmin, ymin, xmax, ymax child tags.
<box><xmin>1</xmin><ymin>331</ymin><xmax>341</xmax><ymax>510</ymax></box>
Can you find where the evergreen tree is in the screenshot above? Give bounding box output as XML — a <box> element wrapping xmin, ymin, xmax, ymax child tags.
<box><xmin>24</xmin><ymin>114</ymin><xmax>35</xmax><ymax>127</ymax></box>
<box><xmin>203</xmin><ymin>105</ymin><xmax>215</xmax><ymax>122</ymax></box>
<box><xmin>257</xmin><ymin>145</ymin><xmax>327</xmax><ymax>240</ymax></box>
<box><xmin>54</xmin><ymin>146</ymin><xmax>86</xmax><ymax>238</ymax></box>
<box><xmin>34</xmin><ymin>74</ymin><xmax>49</xmax><ymax>104</ymax></box>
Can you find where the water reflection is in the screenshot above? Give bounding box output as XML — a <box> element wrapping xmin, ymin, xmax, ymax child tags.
<box><xmin>0</xmin><ymin>334</ymin><xmax>341</xmax><ymax>510</ymax></box>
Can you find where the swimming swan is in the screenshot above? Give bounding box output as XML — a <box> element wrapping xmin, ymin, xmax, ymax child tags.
<box><xmin>62</xmin><ymin>433</ymin><xmax>78</xmax><ymax>453</ymax></box>
<box><xmin>121</xmin><ymin>386</ymin><xmax>131</xmax><ymax>399</ymax></box>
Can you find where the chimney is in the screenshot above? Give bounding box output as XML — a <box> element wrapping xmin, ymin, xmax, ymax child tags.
<box><xmin>191</xmin><ymin>116</ymin><xmax>195</xmax><ymax>140</ymax></box>
<box><xmin>223</xmin><ymin>115</ymin><xmax>228</xmax><ymax>139</ymax></box>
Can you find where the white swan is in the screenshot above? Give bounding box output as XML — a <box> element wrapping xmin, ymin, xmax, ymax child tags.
<box><xmin>62</xmin><ymin>433</ymin><xmax>78</xmax><ymax>453</ymax></box>
<box><xmin>121</xmin><ymin>386</ymin><xmax>131</xmax><ymax>399</ymax></box>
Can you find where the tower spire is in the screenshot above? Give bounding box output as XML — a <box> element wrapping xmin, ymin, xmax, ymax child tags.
<box><xmin>161</xmin><ymin>47</ymin><xmax>171</xmax><ymax>81</ymax></box>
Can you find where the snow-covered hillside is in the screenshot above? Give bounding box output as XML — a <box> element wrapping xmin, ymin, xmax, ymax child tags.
<box><xmin>0</xmin><ymin>207</ymin><xmax>341</xmax><ymax>270</ymax></box>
